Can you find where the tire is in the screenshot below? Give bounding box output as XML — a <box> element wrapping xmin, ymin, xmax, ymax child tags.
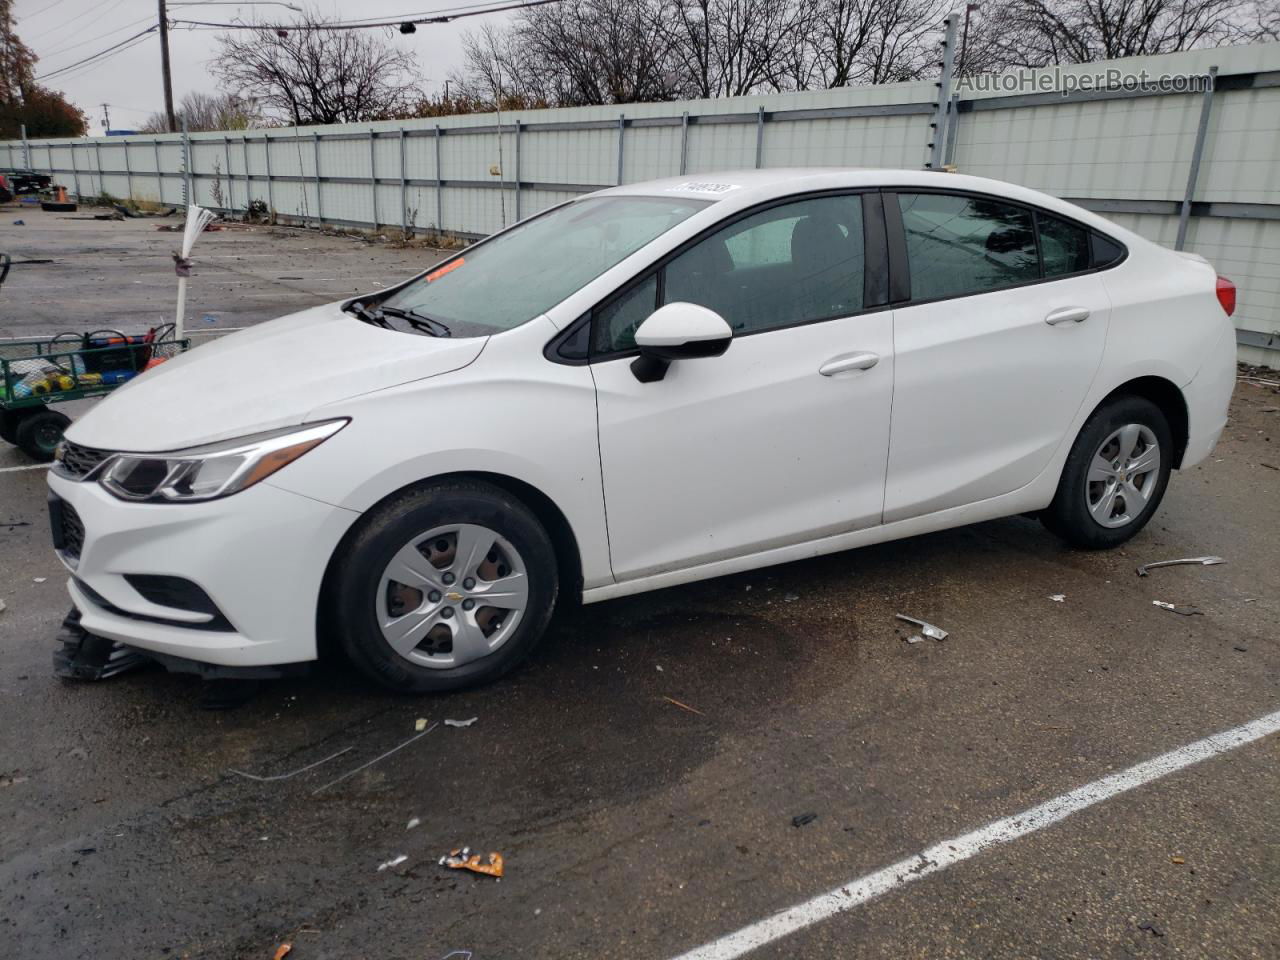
<box><xmin>330</xmin><ymin>479</ymin><xmax>559</xmax><ymax>693</ymax></box>
<box><xmin>1041</xmin><ymin>395</ymin><xmax>1173</xmax><ymax>549</ymax></box>
<box><xmin>0</xmin><ymin>408</ymin><xmax>24</xmax><ymax>445</ymax></box>
<box><xmin>14</xmin><ymin>408</ymin><xmax>71</xmax><ymax>461</ymax></box>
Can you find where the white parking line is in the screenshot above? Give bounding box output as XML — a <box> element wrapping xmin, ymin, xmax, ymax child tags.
<box><xmin>0</xmin><ymin>463</ymin><xmax>51</xmax><ymax>473</ymax></box>
<box><xmin>671</xmin><ymin>707</ymin><xmax>1280</xmax><ymax>960</ymax></box>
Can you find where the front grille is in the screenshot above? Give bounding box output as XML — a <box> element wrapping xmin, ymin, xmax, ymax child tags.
<box><xmin>55</xmin><ymin>440</ymin><xmax>111</xmax><ymax>480</ymax></box>
<box><xmin>59</xmin><ymin>500</ymin><xmax>85</xmax><ymax>561</ymax></box>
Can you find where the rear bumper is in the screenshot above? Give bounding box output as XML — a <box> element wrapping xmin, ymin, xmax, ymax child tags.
<box><xmin>48</xmin><ymin>472</ymin><xmax>359</xmax><ymax>666</ymax></box>
<box><xmin>1181</xmin><ymin>321</ymin><xmax>1237</xmax><ymax>469</ymax></box>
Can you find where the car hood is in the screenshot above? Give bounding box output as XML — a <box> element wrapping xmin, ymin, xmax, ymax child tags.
<box><xmin>65</xmin><ymin>302</ymin><xmax>486</xmax><ymax>452</ymax></box>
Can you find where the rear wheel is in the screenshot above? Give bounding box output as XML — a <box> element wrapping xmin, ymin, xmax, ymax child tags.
<box><xmin>14</xmin><ymin>408</ymin><xmax>71</xmax><ymax>461</ymax></box>
<box><xmin>330</xmin><ymin>479</ymin><xmax>558</xmax><ymax>693</ymax></box>
<box><xmin>1041</xmin><ymin>395</ymin><xmax>1172</xmax><ymax>549</ymax></box>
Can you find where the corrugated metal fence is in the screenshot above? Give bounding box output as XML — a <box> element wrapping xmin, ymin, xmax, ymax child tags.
<box><xmin>3</xmin><ymin>43</ymin><xmax>1278</xmax><ymax>364</ymax></box>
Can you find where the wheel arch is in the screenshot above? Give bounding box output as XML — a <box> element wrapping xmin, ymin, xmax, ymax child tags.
<box><xmin>1096</xmin><ymin>376</ymin><xmax>1189</xmax><ymax>468</ymax></box>
<box><xmin>316</xmin><ymin>470</ymin><xmax>584</xmax><ymax>661</ymax></box>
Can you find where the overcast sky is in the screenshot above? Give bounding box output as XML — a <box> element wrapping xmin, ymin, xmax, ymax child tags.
<box><xmin>14</xmin><ymin>0</ymin><xmax>505</xmax><ymax>135</ymax></box>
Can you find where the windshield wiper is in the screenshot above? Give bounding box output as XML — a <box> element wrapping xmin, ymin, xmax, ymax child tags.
<box><xmin>344</xmin><ymin>300</ymin><xmax>390</xmax><ymax>327</ymax></box>
<box><xmin>378</xmin><ymin>305</ymin><xmax>452</xmax><ymax>338</ymax></box>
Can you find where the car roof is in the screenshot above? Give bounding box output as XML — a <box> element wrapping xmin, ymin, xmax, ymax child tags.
<box><xmin>594</xmin><ymin>167</ymin><xmax>1140</xmax><ymax>242</ymax></box>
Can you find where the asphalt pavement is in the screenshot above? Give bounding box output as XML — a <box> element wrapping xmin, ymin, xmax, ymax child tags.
<box><xmin>1</xmin><ymin>205</ymin><xmax>1277</xmax><ymax>959</ymax></box>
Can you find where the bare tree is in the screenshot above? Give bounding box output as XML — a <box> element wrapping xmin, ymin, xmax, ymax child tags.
<box><xmin>1249</xmin><ymin>0</ymin><xmax>1280</xmax><ymax>38</ymax></box>
<box><xmin>452</xmin><ymin>1</ymin><xmax>680</xmax><ymax>107</ymax></box>
<box><xmin>968</xmin><ymin>0</ymin><xmax>1249</xmax><ymax>69</ymax></box>
<box><xmin>140</xmin><ymin>91</ymin><xmax>262</xmax><ymax>133</ymax></box>
<box><xmin>782</xmin><ymin>0</ymin><xmax>947</xmax><ymax>89</ymax></box>
<box><xmin>211</xmin><ymin>16</ymin><xmax>422</xmax><ymax>125</ymax></box>
<box><xmin>667</xmin><ymin>0</ymin><xmax>810</xmax><ymax>97</ymax></box>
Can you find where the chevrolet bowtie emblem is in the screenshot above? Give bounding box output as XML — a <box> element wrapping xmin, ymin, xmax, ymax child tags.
<box><xmin>446</xmin><ymin>591</ymin><xmax>464</xmax><ymax>602</ymax></box>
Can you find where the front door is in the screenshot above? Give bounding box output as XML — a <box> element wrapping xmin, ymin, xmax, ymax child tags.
<box><xmin>591</xmin><ymin>192</ymin><xmax>896</xmax><ymax>581</ymax></box>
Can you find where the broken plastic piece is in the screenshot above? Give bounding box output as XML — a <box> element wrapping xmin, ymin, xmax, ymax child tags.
<box><xmin>904</xmin><ymin>635</ymin><xmax>924</xmax><ymax>644</ymax></box>
<box><xmin>377</xmin><ymin>854</ymin><xmax>408</xmax><ymax>871</ymax></box>
<box><xmin>273</xmin><ymin>944</ymin><xmax>292</xmax><ymax>960</ymax></box>
<box><xmin>792</xmin><ymin>812</ymin><xmax>818</xmax><ymax>828</ymax></box>
<box><xmin>1152</xmin><ymin>600</ymin><xmax>1204</xmax><ymax>616</ymax></box>
<box><xmin>407</xmin><ymin>817</ymin><xmax>421</xmax><ymax>830</ymax></box>
<box><xmin>1136</xmin><ymin>556</ymin><xmax>1224</xmax><ymax>577</ymax></box>
<box><xmin>444</xmin><ymin>717</ymin><xmax>477</xmax><ymax>728</ymax></box>
<box><xmin>895</xmin><ymin>614</ymin><xmax>948</xmax><ymax>641</ymax></box>
<box><xmin>441</xmin><ymin>848</ymin><xmax>504</xmax><ymax>878</ymax></box>
<box><xmin>415</xmin><ymin>717</ymin><xmax>428</xmax><ymax>731</ymax></box>
<box><xmin>1048</xmin><ymin>594</ymin><xmax>1066</xmax><ymax>602</ymax></box>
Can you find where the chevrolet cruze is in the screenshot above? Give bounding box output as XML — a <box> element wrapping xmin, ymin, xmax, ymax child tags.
<box><xmin>47</xmin><ymin>169</ymin><xmax>1237</xmax><ymax>692</ymax></box>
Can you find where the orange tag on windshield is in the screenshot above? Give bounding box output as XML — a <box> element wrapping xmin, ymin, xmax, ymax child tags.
<box><xmin>425</xmin><ymin>258</ymin><xmax>464</xmax><ymax>283</ymax></box>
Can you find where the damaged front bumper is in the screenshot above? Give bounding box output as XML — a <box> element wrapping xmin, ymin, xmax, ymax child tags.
<box><xmin>48</xmin><ymin>470</ymin><xmax>360</xmax><ymax>668</ymax></box>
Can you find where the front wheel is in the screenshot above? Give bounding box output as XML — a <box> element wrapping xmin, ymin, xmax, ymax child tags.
<box><xmin>1041</xmin><ymin>395</ymin><xmax>1173</xmax><ymax>549</ymax></box>
<box><xmin>330</xmin><ymin>479</ymin><xmax>559</xmax><ymax>693</ymax></box>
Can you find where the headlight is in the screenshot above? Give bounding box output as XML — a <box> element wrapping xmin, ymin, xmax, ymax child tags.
<box><xmin>99</xmin><ymin>420</ymin><xmax>347</xmax><ymax>503</ymax></box>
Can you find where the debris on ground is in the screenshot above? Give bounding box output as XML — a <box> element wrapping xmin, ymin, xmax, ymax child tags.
<box><xmin>444</xmin><ymin>717</ymin><xmax>477</xmax><ymax>728</ymax></box>
<box><xmin>273</xmin><ymin>944</ymin><xmax>292</xmax><ymax>960</ymax></box>
<box><xmin>0</xmin><ymin>600</ymin><xmax>6</xmax><ymax>615</ymax></box>
<box><xmin>440</xmin><ymin>847</ymin><xmax>504</xmax><ymax>878</ymax></box>
<box><xmin>1170</xmin><ymin>855</ymin><xmax>1185</xmax><ymax>864</ymax></box>
<box><xmin>663</xmin><ymin>696</ymin><xmax>704</xmax><ymax>716</ymax></box>
<box><xmin>1136</xmin><ymin>556</ymin><xmax>1225</xmax><ymax>577</ymax></box>
<box><xmin>904</xmin><ymin>634</ymin><xmax>924</xmax><ymax>644</ymax></box>
<box><xmin>414</xmin><ymin>717</ymin><xmax>428</xmax><ymax>731</ymax></box>
<box><xmin>228</xmin><ymin>747</ymin><xmax>353</xmax><ymax>782</ymax></box>
<box><xmin>1048</xmin><ymin>594</ymin><xmax>1066</xmax><ymax>602</ymax></box>
<box><xmin>895</xmin><ymin>614</ymin><xmax>948</xmax><ymax>641</ymax></box>
<box><xmin>783</xmin><ymin>592</ymin><xmax>800</xmax><ymax>602</ymax></box>
<box><xmin>377</xmin><ymin>854</ymin><xmax>408</xmax><ymax>872</ymax></box>
<box><xmin>792</xmin><ymin>812</ymin><xmax>818</xmax><ymax>828</ymax></box>
<box><xmin>407</xmin><ymin>817</ymin><xmax>421</xmax><ymax>830</ymax></box>
<box><xmin>32</xmin><ymin>577</ymin><xmax>46</xmax><ymax>583</ymax></box>
<box><xmin>1138</xmin><ymin>921</ymin><xmax>1165</xmax><ymax>937</ymax></box>
<box><xmin>311</xmin><ymin>723</ymin><xmax>438</xmax><ymax>795</ymax></box>
<box><xmin>1152</xmin><ymin>600</ymin><xmax>1204</xmax><ymax>616</ymax></box>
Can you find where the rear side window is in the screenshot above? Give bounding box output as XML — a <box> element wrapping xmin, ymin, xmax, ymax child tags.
<box><xmin>898</xmin><ymin>193</ymin><xmax>1038</xmax><ymax>300</ymax></box>
<box><xmin>1039</xmin><ymin>213</ymin><xmax>1091</xmax><ymax>276</ymax></box>
<box><xmin>1091</xmin><ymin>232</ymin><xmax>1126</xmax><ymax>268</ymax></box>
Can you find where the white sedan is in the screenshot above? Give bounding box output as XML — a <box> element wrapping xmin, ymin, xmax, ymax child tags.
<box><xmin>47</xmin><ymin>169</ymin><xmax>1237</xmax><ymax>691</ymax></box>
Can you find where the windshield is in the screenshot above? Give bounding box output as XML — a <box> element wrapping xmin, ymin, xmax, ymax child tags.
<box><xmin>377</xmin><ymin>195</ymin><xmax>710</xmax><ymax>337</ymax></box>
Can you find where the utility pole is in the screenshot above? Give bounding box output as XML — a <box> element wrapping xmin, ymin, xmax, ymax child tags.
<box><xmin>158</xmin><ymin>0</ymin><xmax>177</xmax><ymax>132</ymax></box>
<box><xmin>101</xmin><ymin>103</ymin><xmax>111</xmax><ymax>133</ymax></box>
<box><xmin>959</xmin><ymin>3</ymin><xmax>980</xmax><ymax>78</ymax></box>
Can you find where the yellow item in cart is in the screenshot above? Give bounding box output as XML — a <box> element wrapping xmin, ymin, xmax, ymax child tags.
<box><xmin>77</xmin><ymin>372</ymin><xmax>104</xmax><ymax>387</ymax></box>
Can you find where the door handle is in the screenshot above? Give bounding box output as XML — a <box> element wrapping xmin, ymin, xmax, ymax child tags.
<box><xmin>819</xmin><ymin>351</ymin><xmax>880</xmax><ymax>376</ymax></box>
<box><xmin>1045</xmin><ymin>306</ymin><xmax>1090</xmax><ymax>326</ymax></box>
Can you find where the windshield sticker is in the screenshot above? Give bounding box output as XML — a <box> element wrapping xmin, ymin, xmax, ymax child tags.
<box><xmin>425</xmin><ymin>258</ymin><xmax>465</xmax><ymax>283</ymax></box>
<box><xmin>666</xmin><ymin>181</ymin><xmax>740</xmax><ymax>195</ymax></box>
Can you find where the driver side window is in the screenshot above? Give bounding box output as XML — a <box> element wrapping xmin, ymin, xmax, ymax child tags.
<box><xmin>591</xmin><ymin>194</ymin><xmax>866</xmax><ymax>356</ymax></box>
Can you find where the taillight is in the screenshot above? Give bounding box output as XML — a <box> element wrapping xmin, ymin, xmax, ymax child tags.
<box><xmin>1216</xmin><ymin>276</ymin><xmax>1236</xmax><ymax>316</ymax></box>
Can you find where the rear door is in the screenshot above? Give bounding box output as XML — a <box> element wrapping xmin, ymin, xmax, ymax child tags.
<box><xmin>882</xmin><ymin>190</ymin><xmax>1110</xmax><ymax>522</ymax></box>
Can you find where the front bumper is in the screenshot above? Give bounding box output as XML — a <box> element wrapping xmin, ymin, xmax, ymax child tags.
<box><xmin>47</xmin><ymin>472</ymin><xmax>359</xmax><ymax>667</ymax></box>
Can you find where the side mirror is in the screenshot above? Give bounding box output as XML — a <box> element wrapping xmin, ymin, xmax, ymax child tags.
<box><xmin>630</xmin><ymin>302</ymin><xmax>732</xmax><ymax>383</ymax></box>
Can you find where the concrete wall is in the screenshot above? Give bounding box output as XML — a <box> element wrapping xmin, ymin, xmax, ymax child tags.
<box><xmin>3</xmin><ymin>43</ymin><xmax>1278</xmax><ymax>365</ymax></box>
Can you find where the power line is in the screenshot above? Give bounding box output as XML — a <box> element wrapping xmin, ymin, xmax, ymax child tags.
<box><xmin>35</xmin><ymin>25</ymin><xmax>159</xmax><ymax>82</ymax></box>
<box><xmin>38</xmin><ymin>31</ymin><xmax>158</xmax><ymax>87</ymax></box>
<box><xmin>170</xmin><ymin>0</ymin><xmax>561</xmax><ymax>31</ymax></box>
<box><xmin>37</xmin><ymin>12</ymin><xmax>157</xmax><ymax>63</ymax></box>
